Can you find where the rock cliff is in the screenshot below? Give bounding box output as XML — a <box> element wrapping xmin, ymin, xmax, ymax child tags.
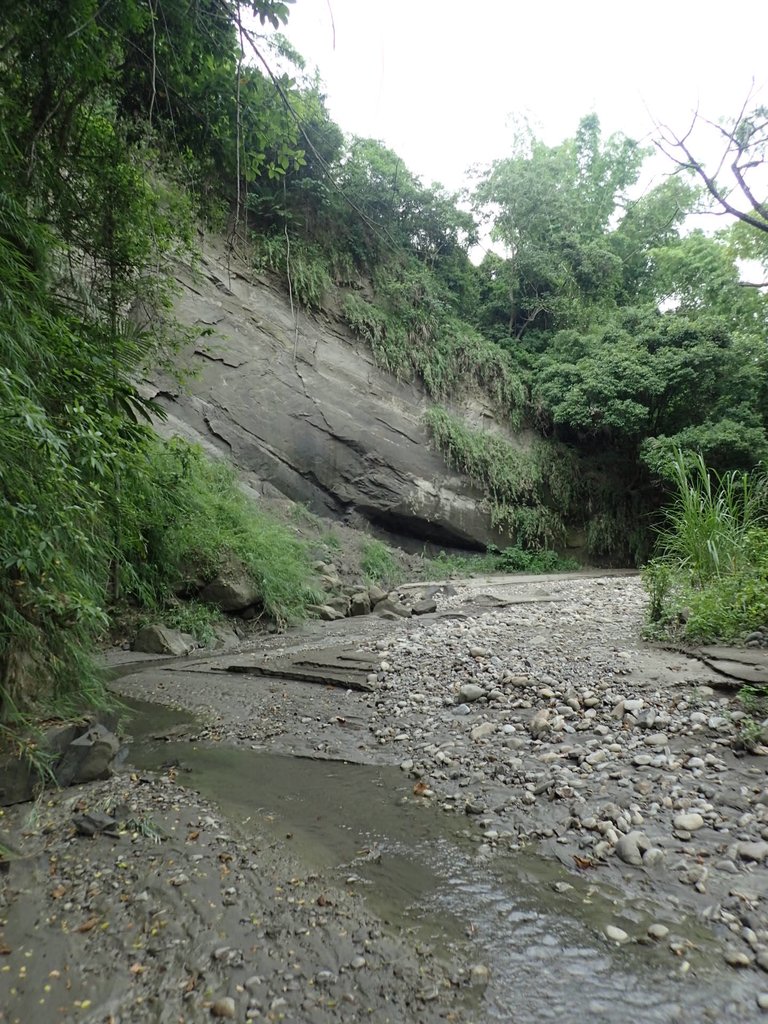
<box><xmin>145</xmin><ymin>239</ymin><xmax>509</xmax><ymax>549</ymax></box>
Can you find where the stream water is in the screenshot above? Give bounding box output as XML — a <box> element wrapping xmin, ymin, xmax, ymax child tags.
<box><xmin>125</xmin><ymin>698</ymin><xmax>753</xmax><ymax>1023</ymax></box>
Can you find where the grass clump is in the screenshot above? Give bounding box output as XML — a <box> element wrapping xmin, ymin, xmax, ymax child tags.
<box><xmin>253</xmin><ymin>234</ymin><xmax>333</xmax><ymax>310</ymax></box>
<box><xmin>360</xmin><ymin>539</ymin><xmax>404</xmax><ymax>587</ymax></box>
<box><xmin>424</xmin><ymin>406</ymin><xmax>578</xmax><ymax>548</ymax></box>
<box><xmin>643</xmin><ymin>452</ymin><xmax>768</xmax><ymax>642</ymax></box>
<box><xmin>342</xmin><ymin>261</ymin><xmax>525</xmax><ymax>417</ymax></box>
<box><xmin>423</xmin><ymin>545</ymin><xmax>577</xmax><ymax>579</ymax></box>
<box><xmin>119</xmin><ymin>438</ymin><xmax>323</xmax><ymax>630</ymax></box>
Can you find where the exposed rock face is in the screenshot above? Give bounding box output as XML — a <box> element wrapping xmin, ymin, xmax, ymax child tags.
<box><xmin>146</xmin><ymin>240</ymin><xmax>511</xmax><ymax>548</ymax></box>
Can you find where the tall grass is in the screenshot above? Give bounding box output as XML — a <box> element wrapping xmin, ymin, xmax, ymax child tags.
<box><xmin>119</xmin><ymin>438</ymin><xmax>323</xmax><ymax>629</ymax></box>
<box><xmin>655</xmin><ymin>453</ymin><xmax>766</xmax><ymax>582</ymax></box>
<box><xmin>360</xmin><ymin>539</ymin><xmax>403</xmax><ymax>586</ymax></box>
<box><xmin>644</xmin><ymin>451</ymin><xmax>768</xmax><ymax>640</ymax></box>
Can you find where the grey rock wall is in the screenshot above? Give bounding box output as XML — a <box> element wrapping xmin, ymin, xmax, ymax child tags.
<box><xmin>145</xmin><ymin>240</ymin><xmax>511</xmax><ymax>549</ymax></box>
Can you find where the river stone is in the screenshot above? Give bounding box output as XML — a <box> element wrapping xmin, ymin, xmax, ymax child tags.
<box><xmin>349</xmin><ymin>592</ymin><xmax>371</xmax><ymax>616</ymax></box>
<box><xmin>724</xmin><ymin>949</ymin><xmax>753</xmax><ymax>968</ymax></box>
<box><xmin>736</xmin><ymin>841</ymin><xmax>768</xmax><ymax>862</ymax></box>
<box><xmin>616</xmin><ymin>831</ymin><xmax>649</xmax><ymax>866</ymax></box>
<box><xmin>673</xmin><ymin>812</ymin><xmax>705</xmax><ymax>832</ymax></box>
<box><xmin>133</xmin><ymin>624</ymin><xmax>195</xmax><ymax>656</ymax></box>
<box><xmin>647</xmin><ymin>923</ymin><xmax>670</xmax><ymax>940</ymax></box>
<box><xmin>374</xmin><ymin>597</ymin><xmax>411</xmax><ymax>618</ymax></box>
<box><xmin>200</xmin><ymin>567</ymin><xmax>259</xmax><ymax>612</ymax></box>
<box><xmin>529</xmin><ymin>709</ymin><xmax>551</xmax><ymax>739</ymax></box>
<box><xmin>471</xmin><ymin>722</ymin><xmax>496</xmax><ymax>741</ymax></box>
<box><xmin>55</xmin><ymin>723</ymin><xmax>121</xmax><ymax>786</ymax></box>
<box><xmin>0</xmin><ymin>754</ymin><xmax>37</xmax><ymax>806</ymax></box>
<box><xmin>210</xmin><ymin>996</ymin><xmax>237</xmax><ymax>1018</ymax></box>
<box><xmin>759</xmin><ymin>993</ymin><xmax>768</xmax><ymax>1011</ymax></box>
<box><xmin>604</xmin><ymin>925</ymin><xmax>629</xmax><ymax>944</ymax></box>
<box><xmin>207</xmin><ymin>622</ymin><xmax>241</xmax><ymax>652</ymax></box>
<box><xmin>326</xmin><ymin>595</ymin><xmax>351</xmax><ymax>615</ymax></box>
<box><xmin>643</xmin><ymin>733</ymin><xmax>668</xmax><ymax>747</ymax></box>
<box><xmin>314</xmin><ymin>604</ymin><xmax>345</xmax><ymax>621</ymax></box>
<box><xmin>459</xmin><ymin>683</ymin><xmax>485</xmax><ymax>703</ymax></box>
<box><xmin>642</xmin><ymin>847</ymin><xmax>665</xmax><ymax>868</ymax></box>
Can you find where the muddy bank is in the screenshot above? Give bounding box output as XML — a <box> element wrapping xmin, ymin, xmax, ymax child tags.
<box><xmin>0</xmin><ymin>769</ymin><xmax>466</xmax><ymax>1024</ymax></box>
<box><xmin>3</xmin><ymin>572</ymin><xmax>768</xmax><ymax>1023</ymax></box>
<box><xmin>109</xmin><ymin>572</ymin><xmax>768</xmax><ymax>1020</ymax></box>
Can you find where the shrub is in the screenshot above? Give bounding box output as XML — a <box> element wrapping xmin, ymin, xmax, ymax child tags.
<box><xmin>118</xmin><ymin>438</ymin><xmax>323</xmax><ymax>629</ymax></box>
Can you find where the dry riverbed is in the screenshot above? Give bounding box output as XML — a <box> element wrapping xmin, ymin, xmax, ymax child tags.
<box><xmin>2</xmin><ymin>573</ymin><xmax>768</xmax><ymax>1022</ymax></box>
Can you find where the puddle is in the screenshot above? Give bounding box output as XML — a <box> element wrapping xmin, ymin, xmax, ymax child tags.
<box><xmin>123</xmin><ymin>700</ymin><xmax>755</xmax><ymax>1023</ymax></box>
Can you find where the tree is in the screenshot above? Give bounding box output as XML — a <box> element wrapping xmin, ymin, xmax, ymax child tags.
<box><xmin>655</xmin><ymin>98</ymin><xmax>768</xmax><ymax>238</ymax></box>
<box><xmin>474</xmin><ymin>115</ymin><xmax>647</xmax><ymax>339</ymax></box>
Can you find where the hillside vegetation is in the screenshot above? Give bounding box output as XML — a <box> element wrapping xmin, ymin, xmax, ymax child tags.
<box><xmin>1</xmin><ymin>0</ymin><xmax>767</xmax><ymax>726</ymax></box>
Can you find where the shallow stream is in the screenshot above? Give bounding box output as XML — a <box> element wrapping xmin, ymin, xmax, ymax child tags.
<box><xmin>125</xmin><ymin>698</ymin><xmax>752</xmax><ymax>1023</ymax></box>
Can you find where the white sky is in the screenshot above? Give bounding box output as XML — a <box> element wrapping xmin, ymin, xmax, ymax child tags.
<box><xmin>273</xmin><ymin>0</ymin><xmax>768</xmax><ymax>195</ymax></box>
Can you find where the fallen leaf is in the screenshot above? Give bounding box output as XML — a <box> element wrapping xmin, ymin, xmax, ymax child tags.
<box><xmin>76</xmin><ymin>916</ymin><xmax>100</xmax><ymax>933</ymax></box>
<box><xmin>186</xmin><ymin>830</ymin><xmax>200</xmax><ymax>842</ymax></box>
<box><xmin>0</xmin><ymin>943</ymin><xmax>11</xmax><ymax>955</ymax></box>
<box><xmin>413</xmin><ymin>782</ymin><xmax>431</xmax><ymax>796</ymax></box>
<box><xmin>51</xmin><ymin>885</ymin><xmax>67</xmax><ymax>900</ymax></box>
<box><xmin>573</xmin><ymin>855</ymin><xmax>595</xmax><ymax>870</ymax></box>
<box><xmin>129</xmin><ymin>963</ymin><xmax>145</xmax><ymax>975</ymax></box>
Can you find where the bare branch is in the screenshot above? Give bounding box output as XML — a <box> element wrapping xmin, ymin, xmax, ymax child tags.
<box><xmin>654</xmin><ymin>93</ymin><xmax>768</xmax><ymax>235</ymax></box>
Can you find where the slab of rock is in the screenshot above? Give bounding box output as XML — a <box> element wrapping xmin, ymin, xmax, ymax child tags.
<box><xmin>151</xmin><ymin>239</ymin><xmax>512</xmax><ymax>548</ymax></box>
<box><xmin>72</xmin><ymin>810</ymin><xmax>119</xmax><ymax>837</ymax></box>
<box><xmin>133</xmin><ymin>624</ymin><xmax>195</xmax><ymax>656</ymax></box>
<box><xmin>412</xmin><ymin>598</ymin><xmax>438</xmax><ymax>616</ymax></box>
